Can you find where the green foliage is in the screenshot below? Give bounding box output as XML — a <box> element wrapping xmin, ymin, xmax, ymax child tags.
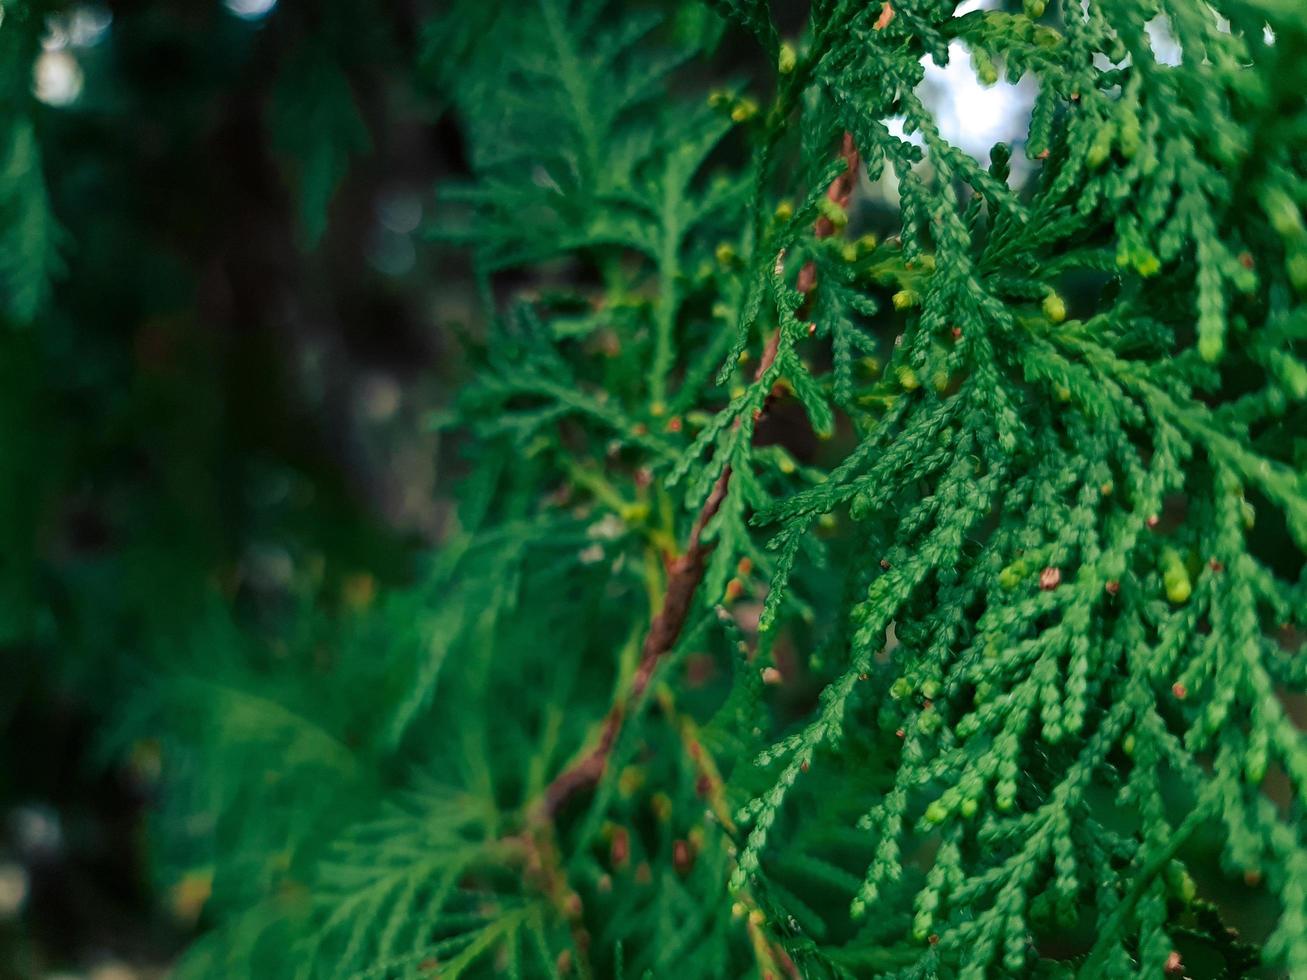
<box><xmin>270</xmin><ymin>40</ymin><xmax>372</xmax><ymax>247</ymax></box>
<box><xmin>430</xmin><ymin>0</ymin><xmax>1307</xmax><ymax>975</ymax></box>
<box><xmin>0</xmin><ymin>1</ymin><xmax>62</xmax><ymax>323</ymax></box>
<box><xmin>7</xmin><ymin>0</ymin><xmax>1307</xmax><ymax>977</ymax></box>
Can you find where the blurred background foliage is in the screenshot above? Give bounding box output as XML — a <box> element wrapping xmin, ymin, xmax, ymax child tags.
<box><xmin>1</xmin><ymin>1</ymin><xmax>468</xmax><ymax>974</ymax></box>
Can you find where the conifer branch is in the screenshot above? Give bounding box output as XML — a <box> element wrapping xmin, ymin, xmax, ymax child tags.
<box><xmin>536</xmin><ymin>135</ymin><xmax>861</xmax><ymax>822</ymax></box>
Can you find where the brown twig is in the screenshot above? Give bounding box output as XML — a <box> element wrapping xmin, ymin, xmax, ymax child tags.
<box><xmin>539</xmin><ymin>366</ymin><xmax>762</xmax><ymax>819</ymax></box>
<box><xmin>535</xmin><ymin>134</ymin><xmax>861</xmax><ymax>823</ymax></box>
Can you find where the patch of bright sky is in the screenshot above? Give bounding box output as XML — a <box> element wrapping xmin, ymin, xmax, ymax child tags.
<box><xmin>33</xmin><ymin>6</ymin><xmax>110</xmax><ymax>107</ymax></box>
<box><xmin>1145</xmin><ymin>15</ymin><xmax>1183</xmax><ymax>66</ymax></box>
<box><xmin>875</xmin><ymin>0</ymin><xmax>1036</xmax><ymax>201</ymax></box>
<box><xmin>225</xmin><ymin>0</ymin><xmax>278</xmax><ymax>21</ymax></box>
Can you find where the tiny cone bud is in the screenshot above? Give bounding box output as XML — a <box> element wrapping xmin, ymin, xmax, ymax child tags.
<box><xmin>777</xmin><ymin>42</ymin><xmax>797</xmax><ymax>74</ymax></box>
<box><xmin>730</xmin><ymin>100</ymin><xmax>757</xmax><ymax>123</ymax></box>
<box><xmin>610</xmin><ymin>827</ymin><xmax>630</xmax><ymax>868</ymax></box>
<box><xmin>761</xmin><ymin>666</ymin><xmax>783</xmax><ymax>685</ymax></box>
<box><xmin>874</xmin><ymin>2</ymin><xmax>894</xmax><ymax>29</ymax></box>
<box><xmin>673</xmin><ymin>839</ymin><xmax>694</xmax><ymax>875</ymax></box>
<box><xmin>796</xmin><ymin>260</ymin><xmax>817</xmax><ymax>293</ymax></box>
<box><xmin>1105</xmin><ymin>579</ymin><xmax>1120</xmax><ymax>595</ymax></box>
<box><xmin>1039</xmin><ymin>566</ymin><xmax>1062</xmax><ymax>590</ymax></box>
<box><xmin>1172</xmin><ymin>682</ymin><xmax>1188</xmax><ymax>700</ymax></box>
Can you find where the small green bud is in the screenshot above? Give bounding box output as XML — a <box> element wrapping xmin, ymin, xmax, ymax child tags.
<box><xmin>890</xmin><ymin>677</ymin><xmax>912</xmax><ymax>700</ymax></box>
<box><xmin>773</xmin><ymin>200</ymin><xmax>793</xmax><ymax>221</ymax></box>
<box><xmin>1024</xmin><ymin>0</ymin><xmax>1046</xmax><ymax>16</ymax></box>
<box><xmin>1162</xmin><ymin>549</ymin><xmax>1192</xmax><ymax>604</ymax></box>
<box><xmin>999</xmin><ymin>560</ymin><xmax>1027</xmax><ymax>589</ymax></box>
<box><xmin>730</xmin><ymin>99</ymin><xmax>758</xmax><ymax>123</ymax></box>
<box><xmin>1133</xmin><ymin>249</ymin><xmax>1161</xmax><ymax>277</ymax></box>
<box><xmin>777</xmin><ymin>42</ymin><xmax>797</xmax><ymax>75</ymax></box>
<box><xmin>818</xmin><ymin>196</ymin><xmax>849</xmax><ymax>229</ymax></box>
<box><xmin>896</xmin><ymin>366</ymin><xmax>920</xmax><ymax>391</ymax></box>
<box><xmin>715</xmin><ymin>242</ymin><xmax>736</xmax><ymax>265</ymax></box>
<box><xmin>924</xmin><ymin>800</ymin><xmax>948</xmax><ymax>824</ymax></box>
<box><xmin>960</xmin><ymin>798</ymin><xmax>978</xmax><ymax>818</ymax></box>
<box><xmin>920</xmin><ymin>679</ymin><xmax>939</xmax><ymax>700</ymax></box>
<box><xmin>892</xmin><ymin>289</ymin><xmax>917</xmax><ymax>310</ymax></box>
<box><xmin>1042</xmin><ymin>290</ymin><xmax>1067</xmax><ymax>323</ymax></box>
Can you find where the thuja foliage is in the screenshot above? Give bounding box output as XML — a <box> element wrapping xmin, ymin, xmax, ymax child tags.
<box><xmin>9</xmin><ymin>0</ymin><xmax>1307</xmax><ymax>977</ymax></box>
<box><xmin>420</xmin><ymin>0</ymin><xmax>1307</xmax><ymax>975</ymax></box>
